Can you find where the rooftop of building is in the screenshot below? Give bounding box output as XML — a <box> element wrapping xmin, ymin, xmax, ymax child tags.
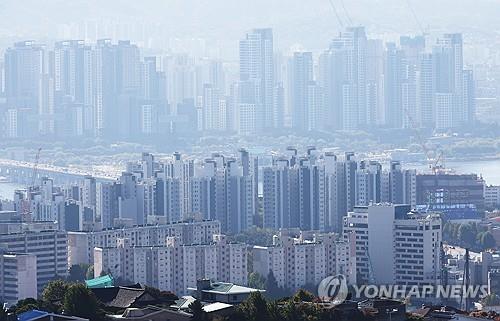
<box><xmin>85</xmin><ymin>274</ymin><xmax>114</xmax><ymax>288</ymax></box>
<box><xmin>90</xmin><ymin>285</ymin><xmax>161</xmax><ymax>309</ymax></box>
<box><xmin>67</xmin><ymin>218</ymin><xmax>219</xmax><ymax>234</ymax></box>
<box><xmin>108</xmin><ymin>306</ymin><xmax>191</xmax><ymax>321</ymax></box>
<box><xmin>18</xmin><ymin>310</ymin><xmax>89</xmax><ymax>321</ymax></box>
<box><xmin>0</xmin><ymin>229</ymin><xmax>66</xmax><ymax>236</ymax></box>
<box><xmin>188</xmin><ymin>280</ymin><xmax>264</xmax><ymax>295</ymax></box>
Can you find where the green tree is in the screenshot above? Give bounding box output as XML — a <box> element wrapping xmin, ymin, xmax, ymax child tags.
<box><xmin>266</xmin><ymin>301</ymin><xmax>283</xmax><ymax>321</ymax></box>
<box><xmin>265</xmin><ymin>270</ymin><xmax>282</xmax><ymax>299</ymax></box>
<box><xmin>189</xmin><ymin>300</ymin><xmax>207</xmax><ymax>321</ymax></box>
<box><xmin>443</xmin><ymin>222</ymin><xmax>453</xmax><ymax>239</ymax></box>
<box><xmin>9</xmin><ymin>298</ymin><xmax>40</xmax><ymax>315</ymax></box>
<box><xmin>230</xmin><ymin>228</ymin><xmax>275</xmax><ymax>246</ymax></box>
<box><xmin>292</xmin><ymin>289</ymin><xmax>315</xmax><ymax>302</ymax></box>
<box><xmin>248</xmin><ymin>272</ymin><xmax>266</xmax><ymax>290</ymax></box>
<box><xmin>68</xmin><ymin>264</ymin><xmax>88</xmax><ymax>282</ymax></box>
<box><xmin>480</xmin><ymin>232</ymin><xmax>497</xmax><ymax>250</ymax></box>
<box><xmin>86</xmin><ymin>265</ymin><xmax>95</xmax><ymax>280</ymax></box>
<box><xmin>239</xmin><ymin>292</ymin><xmax>269</xmax><ymax>321</ymax></box>
<box><xmin>458</xmin><ymin>223</ymin><xmax>476</xmax><ymax>247</ymax></box>
<box><xmin>62</xmin><ymin>284</ymin><xmax>100</xmax><ymax>320</ymax></box>
<box><xmin>42</xmin><ymin>280</ymin><xmax>69</xmax><ymax>303</ymax></box>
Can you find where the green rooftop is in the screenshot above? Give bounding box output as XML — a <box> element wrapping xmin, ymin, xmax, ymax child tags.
<box><xmin>85</xmin><ymin>275</ymin><xmax>114</xmax><ymax>288</ymax></box>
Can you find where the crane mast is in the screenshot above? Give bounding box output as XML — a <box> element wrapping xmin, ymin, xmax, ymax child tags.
<box><xmin>21</xmin><ymin>148</ymin><xmax>42</xmax><ymax>221</ymax></box>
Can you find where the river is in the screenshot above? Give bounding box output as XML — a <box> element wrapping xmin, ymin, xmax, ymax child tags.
<box><xmin>1</xmin><ymin>159</ymin><xmax>499</xmax><ymax>201</ymax></box>
<box><xmin>0</xmin><ymin>182</ymin><xmax>24</xmax><ymax>201</ymax></box>
<box><xmin>409</xmin><ymin>159</ymin><xmax>500</xmax><ymax>185</ymax></box>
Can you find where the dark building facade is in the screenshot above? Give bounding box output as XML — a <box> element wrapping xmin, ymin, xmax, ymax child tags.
<box><xmin>416</xmin><ymin>173</ymin><xmax>485</xmax><ymax>214</ymax></box>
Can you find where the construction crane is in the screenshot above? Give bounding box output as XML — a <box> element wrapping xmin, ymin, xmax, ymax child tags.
<box><xmin>327</xmin><ymin>0</ymin><xmax>345</xmax><ymax>29</ymax></box>
<box><xmin>20</xmin><ymin>148</ymin><xmax>42</xmax><ymax>221</ymax></box>
<box><xmin>404</xmin><ymin>108</ymin><xmax>445</xmax><ymax>174</ymax></box>
<box><xmin>405</xmin><ymin>0</ymin><xmax>429</xmax><ymax>37</ymax></box>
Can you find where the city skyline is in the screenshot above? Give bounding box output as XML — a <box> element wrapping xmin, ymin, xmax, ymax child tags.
<box><xmin>0</xmin><ymin>27</ymin><xmax>478</xmax><ymax>142</ymax></box>
<box><xmin>0</xmin><ymin>1</ymin><xmax>499</xmax><ymax>318</ymax></box>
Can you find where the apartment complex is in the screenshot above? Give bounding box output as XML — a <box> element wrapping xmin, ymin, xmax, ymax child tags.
<box><xmin>94</xmin><ymin>234</ymin><xmax>247</xmax><ymax>295</ymax></box>
<box><xmin>68</xmin><ymin>219</ymin><xmax>221</xmax><ymax>266</ymax></box>
<box><xmin>252</xmin><ymin>230</ymin><xmax>356</xmax><ymax>291</ymax></box>
<box><xmin>263</xmin><ymin>149</ymin><xmax>416</xmax><ymax>233</ymax></box>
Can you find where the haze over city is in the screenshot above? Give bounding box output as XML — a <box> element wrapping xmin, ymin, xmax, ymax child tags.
<box><xmin>0</xmin><ymin>1</ymin><xmax>500</xmax><ymax>321</ymax></box>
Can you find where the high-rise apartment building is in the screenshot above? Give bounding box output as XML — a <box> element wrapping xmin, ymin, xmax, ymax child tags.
<box><xmin>94</xmin><ymin>234</ymin><xmax>247</xmax><ymax>295</ymax></box>
<box><xmin>239</xmin><ymin>28</ymin><xmax>275</xmax><ymax>131</ymax></box>
<box><xmin>263</xmin><ymin>149</ymin><xmax>416</xmax><ymax>233</ymax></box>
<box><xmin>253</xmin><ymin>231</ymin><xmax>356</xmax><ymax>291</ymax></box>
<box><xmin>67</xmin><ymin>219</ymin><xmax>221</xmax><ymax>266</ymax></box>
<box><xmin>290</xmin><ymin>52</ymin><xmax>313</xmax><ymax>131</ymax></box>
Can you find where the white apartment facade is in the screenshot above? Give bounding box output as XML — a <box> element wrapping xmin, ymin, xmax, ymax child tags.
<box><xmin>484</xmin><ymin>185</ymin><xmax>500</xmax><ymax>208</ymax></box>
<box><xmin>94</xmin><ymin>234</ymin><xmax>247</xmax><ymax>296</ymax></box>
<box><xmin>253</xmin><ymin>231</ymin><xmax>356</xmax><ymax>291</ymax></box>
<box><xmin>342</xmin><ymin>206</ymin><xmax>371</xmax><ymax>282</ymax></box>
<box><xmin>343</xmin><ymin>204</ymin><xmax>442</xmax><ymax>286</ymax></box>
<box><xmin>0</xmin><ymin>230</ymin><xmax>68</xmax><ymax>293</ymax></box>
<box><xmin>68</xmin><ymin>219</ymin><xmax>221</xmax><ymax>266</ymax></box>
<box><xmin>0</xmin><ymin>251</ymin><xmax>37</xmax><ymax>306</ymax></box>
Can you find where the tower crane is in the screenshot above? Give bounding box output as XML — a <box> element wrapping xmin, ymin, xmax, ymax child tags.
<box><xmin>20</xmin><ymin>148</ymin><xmax>42</xmax><ymax>221</ymax></box>
<box><xmin>405</xmin><ymin>0</ymin><xmax>429</xmax><ymax>37</ymax></box>
<box><xmin>404</xmin><ymin>108</ymin><xmax>445</xmax><ymax>174</ymax></box>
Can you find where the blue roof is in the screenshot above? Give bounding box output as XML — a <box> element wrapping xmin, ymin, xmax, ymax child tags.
<box><xmin>18</xmin><ymin>310</ymin><xmax>48</xmax><ymax>321</ymax></box>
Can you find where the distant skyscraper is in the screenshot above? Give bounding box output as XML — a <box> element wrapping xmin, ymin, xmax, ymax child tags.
<box><xmin>400</xmin><ymin>35</ymin><xmax>425</xmax><ymax>67</ymax></box>
<box><xmin>4</xmin><ymin>41</ymin><xmax>45</xmax><ymax>111</ymax></box>
<box><xmin>418</xmin><ymin>53</ymin><xmax>435</xmax><ymax>128</ymax></box>
<box><xmin>319</xmin><ymin>27</ymin><xmax>367</xmax><ymax>131</ymax></box>
<box><xmin>290</xmin><ymin>52</ymin><xmax>313</xmax><ymax>131</ymax></box>
<box><xmin>53</xmin><ymin>40</ymin><xmax>92</xmax><ymax>105</ymax></box>
<box><xmin>384</xmin><ymin>43</ymin><xmax>405</xmax><ymax>128</ymax></box>
<box><xmin>306</xmin><ymin>81</ymin><xmax>325</xmax><ymax>131</ymax></box>
<box><xmin>4</xmin><ymin>41</ymin><xmax>46</xmax><ymax>136</ymax></box>
<box><xmin>94</xmin><ymin>39</ymin><xmax>142</xmax><ymax>138</ymax></box>
<box><xmin>239</xmin><ymin>28</ymin><xmax>275</xmax><ymax>131</ymax></box>
<box><xmin>462</xmin><ymin>69</ymin><xmax>475</xmax><ymax>126</ymax></box>
<box><xmin>273</xmin><ymin>83</ymin><xmax>285</xmax><ymax>129</ymax></box>
<box><xmin>366</xmin><ymin>39</ymin><xmax>384</xmax><ymax>126</ymax></box>
<box><xmin>235</xmin><ymin>80</ymin><xmax>260</xmax><ymax>135</ymax></box>
<box><xmin>433</xmin><ymin>33</ymin><xmax>464</xmax><ymax>128</ymax></box>
<box><xmin>201</xmin><ymin>84</ymin><xmax>226</xmax><ymax>131</ymax></box>
<box><xmin>384</xmin><ymin>43</ymin><xmax>417</xmax><ymax>129</ymax></box>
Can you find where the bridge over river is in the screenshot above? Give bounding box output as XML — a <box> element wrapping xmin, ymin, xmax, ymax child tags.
<box><xmin>0</xmin><ymin>159</ymin><xmax>118</xmax><ymax>185</ymax></box>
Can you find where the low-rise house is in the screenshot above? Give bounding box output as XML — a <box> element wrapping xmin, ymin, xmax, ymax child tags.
<box><xmin>90</xmin><ymin>286</ymin><xmax>162</xmax><ymax>312</ymax></box>
<box><xmin>188</xmin><ymin>279</ymin><xmax>264</xmax><ymax>304</ymax></box>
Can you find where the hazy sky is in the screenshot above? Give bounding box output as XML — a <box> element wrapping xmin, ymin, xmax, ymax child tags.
<box><xmin>1</xmin><ymin>0</ymin><xmax>499</xmax><ymax>55</ymax></box>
